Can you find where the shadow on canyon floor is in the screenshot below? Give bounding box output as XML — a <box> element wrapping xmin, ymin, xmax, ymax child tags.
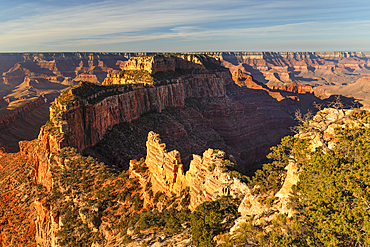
<box><xmin>83</xmin><ymin>85</ymin><xmax>363</xmax><ymax>178</ymax></box>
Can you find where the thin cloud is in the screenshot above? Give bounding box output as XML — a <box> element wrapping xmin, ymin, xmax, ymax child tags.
<box><xmin>0</xmin><ymin>0</ymin><xmax>369</xmax><ymax>51</ymax></box>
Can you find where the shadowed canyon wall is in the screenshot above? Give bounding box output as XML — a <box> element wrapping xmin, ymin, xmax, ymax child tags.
<box><xmin>211</xmin><ymin>51</ymin><xmax>370</xmax><ymax>107</ymax></box>
<box><xmin>1</xmin><ymin>51</ymin><xmax>369</xmax><ymax>148</ymax></box>
<box><xmin>6</xmin><ymin>54</ymin><xmax>285</xmax><ymax>246</ymax></box>
<box><xmin>0</xmin><ymin>52</ymin><xmax>148</xmax><ymax>147</ymax></box>
<box><xmin>0</xmin><ymin>53</ymin><xmax>368</xmax><ymax>246</ymax></box>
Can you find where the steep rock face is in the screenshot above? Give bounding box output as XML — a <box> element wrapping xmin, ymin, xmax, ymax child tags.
<box><xmin>59</xmin><ymin>75</ymin><xmax>225</xmax><ymax>153</ymax></box>
<box><xmin>143</xmin><ymin>131</ymin><xmax>187</xmax><ymax>196</ymax></box>
<box><xmin>0</xmin><ymin>52</ymin><xmax>151</xmax><ymax>147</ymax></box>
<box><xmin>16</xmin><ymin>54</ymin><xmax>231</xmax><ymax>195</ymax></box>
<box><xmin>0</xmin><ymin>95</ymin><xmax>48</xmax><ymax>131</ymax></box>
<box><xmin>83</xmin><ymin>80</ymin><xmax>295</xmax><ymax>174</ymax></box>
<box><xmin>2</xmin><ymin>51</ymin><xmax>368</xmax><ymax>149</ymax></box>
<box><xmin>49</xmin><ymin>55</ymin><xmax>230</xmax><ymax>153</ymax></box>
<box><xmin>34</xmin><ymin>201</ymin><xmax>59</xmax><ymax>247</ymax></box>
<box><xmin>209</xmin><ymin>51</ymin><xmax>370</xmax><ymax>106</ymax></box>
<box><xmin>232</xmin><ymin>69</ymin><xmax>263</xmax><ymax>89</ymax></box>
<box><xmin>19</xmin><ymin>127</ymin><xmax>62</xmax><ymax>191</ymax></box>
<box><xmin>269</xmin><ymin>81</ymin><xmax>313</xmax><ymax>94</ymax></box>
<box><xmin>6</xmin><ymin>54</ymin><xmax>299</xmax><ymax>246</ymax></box>
<box><xmin>0</xmin><ymin>94</ymin><xmax>54</xmax><ymax>149</ymax></box>
<box><xmin>132</xmin><ymin>131</ymin><xmax>249</xmax><ymax>210</ymax></box>
<box><xmin>185</xmin><ymin>149</ymin><xmax>249</xmax><ymax>210</ymax></box>
<box><xmin>6</xmin><ymin>55</ymin><xmax>233</xmax><ymax>246</ymax></box>
<box><xmin>123</xmin><ymin>54</ymin><xmax>206</xmax><ymax>74</ymax></box>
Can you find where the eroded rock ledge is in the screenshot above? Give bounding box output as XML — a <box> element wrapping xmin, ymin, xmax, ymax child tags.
<box><xmin>49</xmin><ymin>55</ymin><xmax>230</xmax><ymax>153</ymax></box>
<box><xmin>14</xmin><ymin>54</ymin><xmax>295</xmax><ymax>246</ymax></box>
<box><xmin>132</xmin><ymin>131</ymin><xmax>249</xmax><ymax>210</ymax></box>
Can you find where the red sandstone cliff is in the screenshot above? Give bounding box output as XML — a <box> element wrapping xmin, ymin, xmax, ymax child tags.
<box><xmin>232</xmin><ymin>69</ymin><xmax>263</xmax><ymax>89</ymax></box>
<box><xmin>1</xmin><ymin>51</ymin><xmax>369</xmax><ymax>149</ymax></box>
<box><xmin>131</xmin><ymin>131</ymin><xmax>249</xmax><ymax>211</ymax></box>
<box><xmin>1</xmin><ymin>54</ymin><xmax>295</xmax><ymax>246</ymax></box>
<box><xmin>269</xmin><ymin>81</ymin><xmax>313</xmax><ymax>94</ymax></box>
<box><xmin>0</xmin><ymin>95</ymin><xmax>48</xmax><ymax>131</ymax></box>
<box><xmin>51</xmin><ymin>55</ymin><xmax>230</xmax><ymax>153</ymax></box>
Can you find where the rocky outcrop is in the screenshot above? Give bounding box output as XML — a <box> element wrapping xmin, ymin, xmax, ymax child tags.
<box><xmin>232</xmin><ymin>69</ymin><xmax>263</xmax><ymax>89</ymax></box>
<box><xmin>102</xmin><ymin>54</ymin><xmax>230</xmax><ymax>85</ymax></box>
<box><xmin>269</xmin><ymin>81</ymin><xmax>313</xmax><ymax>94</ymax></box>
<box><xmin>58</xmin><ymin>77</ymin><xmax>226</xmax><ymax>153</ymax></box>
<box><xmin>230</xmin><ymin>107</ymin><xmax>366</xmax><ymax>237</ymax></box>
<box><xmin>52</xmin><ymin>55</ymin><xmax>229</xmax><ymax>153</ymax></box>
<box><xmin>0</xmin><ymin>52</ymin><xmax>154</xmax><ymax>148</ymax></box>
<box><xmin>0</xmin><ymin>95</ymin><xmax>48</xmax><ymax>131</ymax></box>
<box><xmin>1</xmin><ymin>51</ymin><xmax>369</xmax><ymax>148</ymax></box>
<box><xmin>34</xmin><ymin>200</ymin><xmax>59</xmax><ymax>247</ymax></box>
<box><xmin>142</xmin><ymin>131</ymin><xmax>187</xmax><ymax>196</ymax></box>
<box><xmin>123</xmin><ymin>54</ymin><xmax>207</xmax><ymax>74</ymax></box>
<box><xmin>186</xmin><ymin>149</ymin><xmax>249</xmax><ymax>210</ymax></box>
<box><xmin>3</xmin><ymin>54</ymin><xmax>300</xmax><ymax>246</ymax></box>
<box><xmin>132</xmin><ymin>131</ymin><xmax>249</xmax><ymax>210</ymax></box>
<box><xmin>19</xmin><ymin>53</ymin><xmax>290</xmax><ymax>193</ymax></box>
<box><xmin>19</xmin><ymin>126</ymin><xmax>62</xmax><ymax>191</ymax></box>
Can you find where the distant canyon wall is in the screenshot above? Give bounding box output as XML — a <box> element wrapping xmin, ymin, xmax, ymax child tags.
<box><xmin>207</xmin><ymin>51</ymin><xmax>370</xmax><ymax>107</ymax></box>
<box><xmin>0</xmin><ymin>52</ymin><xmax>151</xmax><ymax>147</ymax></box>
<box><xmin>12</xmin><ymin>54</ymin><xmax>299</xmax><ymax>247</ymax></box>
<box><xmin>0</xmin><ymin>52</ymin><xmax>152</xmax><ymax>100</ymax></box>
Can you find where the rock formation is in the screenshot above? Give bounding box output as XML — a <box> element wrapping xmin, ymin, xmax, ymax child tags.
<box><xmin>232</xmin><ymin>69</ymin><xmax>263</xmax><ymax>89</ymax></box>
<box><xmin>2</xmin><ymin>53</ymin><xmax>363</xmax><ymax>246</ymax></box>
<box><xmin>210</xmin><ymin>51</ymin><xmax>370</xmax><ymax>106</ymax></box>
<box><xmin>0</xmin><ymin>94</ymin><xmax>53</xmax><ymax>148</ymax></box>
<box><xmin>0</xmin><ymin>54</ymin><xmax>291</xmax><ymax>246</ymax></box>
<box><xmin>83</xmin><ymin>56</ymin><xmax>295</xmax><ymax>172</ymax></box>
<box><xmin>52</xmin><ymin>55</ymin><xmax>229</xmax><ymax>153</ymax></box>
<box><xmin>0</xmin><ymin>94</ymin><xmax>48</xmax><ymax>130</ymax></box>
<box><xmin>103</xmin><ymin>54</ymin><xmax>223</xmax><ymax>85</ymax></box>
<box><xmin>0</xmin><ymin>53</ymin><xmax>147</xmax><ymax>96</ymax></box>
<box><xmin>269</xmin><ymin>81</ymin><xmax>313</xmax><ymax>94</ymax></box>
<box><xmin>138</xmin><ymin>131</ymin><xmax>249</xmax><ymax>210</ymax></box>
<box><xmin>0</xmin><ymin>52</ymin><xmax>151</xmax><ymax>147</ymax></box>
<box><xmin>229</xmin><ymin>107</ymin><xmax>366</xmax><ymax>239</ymax></box>
<box><xmin>0</xmin><ymin>51</ymin><xmax>369</xmax><ymax>148</ymax></box>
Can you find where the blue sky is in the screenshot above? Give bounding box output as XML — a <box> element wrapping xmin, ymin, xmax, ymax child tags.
<box><xmin>0</xmin><ymin>0</ymin><xmax>369</xmax><ymax>52</ymax></box>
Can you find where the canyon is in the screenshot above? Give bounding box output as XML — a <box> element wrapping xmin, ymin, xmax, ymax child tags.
<box><xmin>0</xmin><ymin>54</ymin><xmax>294</xmax><ymax>246</ymax></box>
<box><xmin>0</xmin><ymin>52</ymin><xmax>148</xmax><ymax>148</ymax></box>
<box><xmin>1</xmin><ymin>51</ymin><xmax>369</xmax><ymax>149</ymax></box>
<box><xmin>216</xmin><ymin>51</ymin><xmax>370</xmax><ymax>106</ymax></box>
<box><xmin>0</xmin><ymin>52</ymin><xmax>369</xmax><ymax>246</ymax></box>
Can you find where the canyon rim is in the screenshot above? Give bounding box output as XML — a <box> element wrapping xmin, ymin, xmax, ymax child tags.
<box><xmin>0</xmin><ymin>52</ymin><xmax>369</xmax><ymax>246</ymax></box>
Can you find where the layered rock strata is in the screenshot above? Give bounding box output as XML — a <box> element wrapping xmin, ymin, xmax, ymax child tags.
<box><xmin>0</xmin><ymin>52</ymin><xmax>151</xmax><ymax>147</ymax></box>
<box><xmin>0</xmin><ymin>95</ymin><xmax>48</xmax><ymax>130</ymax></box>
<box><xmin>132</xmin><ymin>131</ymin><xmax>249</xmax><ymax>210</ymax></box>
<box><xmin>210</xmin><ymin>51</ymin><xmax>370</xmax><ymax>106</ymax></box>
<box><xmin>1</xmin><ymin>51</ymin><xmax>369</xmax><ymax>149</ymax></box>
<box><xmin>269</xmin><ymin>81</ymin><xmax>313</xmax><ymax>94</ymax></box>
<box><xmin>55</xmin><ymin>56</ymin><xmax>229</xmax><ymax>152</ymax></box>
<box><xmin>231</xmin><ymin>108</ymin><xmax>367</xmax><ymax>235</ymax></box>
<box><xmin>1</xmin><ymin>54</ymin><xmax>300</xmax><ymax>246</ymax></box>
<box><xmin>102</xmin><ymin>54</ymin><xmax>231</xmax><ymax>85</ymax></box>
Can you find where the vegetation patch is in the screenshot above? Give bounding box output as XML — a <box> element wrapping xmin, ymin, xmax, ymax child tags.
<box><xmin>227</xmin><ymin>106</ymin><xmax>370</xmax><ymax>246</ymax></box>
